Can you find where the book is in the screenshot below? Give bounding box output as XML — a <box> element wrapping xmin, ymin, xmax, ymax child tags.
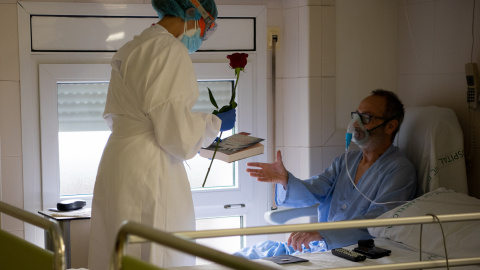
<box><xmin>199</xmin><ymin>133</ymin><xmax>264</xmax><ymax>163</ymax></box>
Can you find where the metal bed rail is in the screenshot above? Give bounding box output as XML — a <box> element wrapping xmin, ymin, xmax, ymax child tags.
<box><xmin>114</xmin><ymin>221</ymin><xmax>278</xmax><ymax>270</ymax></box>
<box><xmin>174</xmin><ymin>213</ymin><xmax>480</xmax><ymax>239</ymax></box>
<box><xmin>161</xmin><ymin>213</ymin><xmax>480</xmax><ymax>270</ymax></box>
<box><xmin>0</xmin><ymin>201</ymin><xmax>66</xmax><ymax>270</ymax></box>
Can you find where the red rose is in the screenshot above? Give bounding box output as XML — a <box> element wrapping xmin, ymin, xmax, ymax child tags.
<box><xmin>203</xmin><ymin>52</ymin><xmax>249</xmax><ymax>187</ymax></box>
<box><xmin>227</xmin><ymin>53</ymin><xmax>248</xmax><ymax>69</ymax></box>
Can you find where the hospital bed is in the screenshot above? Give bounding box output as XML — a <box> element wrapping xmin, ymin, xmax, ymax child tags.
<box><xmin>171</xmin><ymin>208</ymin><xmax>480</xmax><ymax>269</ymax></box>
<box><xmin>0</xmin><ymin>200</ymin><xmax>66</xmax><ymax>270</ymax></box>
<box><xmin>112</xmin><ymin>193</ymin><xmax>480</xmax><ymax>270</ymax></box>
<box><xmin>110</xmin><ymin>106</ymin><xmax>480</xmax><ymax>269</ymax></box>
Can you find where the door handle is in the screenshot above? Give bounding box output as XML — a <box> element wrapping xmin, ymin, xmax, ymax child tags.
<box><xmin>224</xmin><ymin>204</ymin><xmax>245</xmax><ymax>209</ymax></box>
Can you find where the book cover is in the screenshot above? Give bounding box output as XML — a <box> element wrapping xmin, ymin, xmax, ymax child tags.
<box><xmin>199</xmin><ymin>133</ymin><xmax>264</xmax><ymax>163</ymax></box>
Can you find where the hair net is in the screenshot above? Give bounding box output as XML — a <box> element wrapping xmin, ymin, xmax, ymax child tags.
<box><xmin>152</xmin><ymin>0</ymin><xmax>218</xmax><ymax>21</ymax></box>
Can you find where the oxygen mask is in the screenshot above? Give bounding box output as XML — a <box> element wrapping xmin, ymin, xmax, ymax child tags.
<box><xmin>346</xmin><ymin>113</ymin><xmax>369</xmax><ymax>150</ymax></box>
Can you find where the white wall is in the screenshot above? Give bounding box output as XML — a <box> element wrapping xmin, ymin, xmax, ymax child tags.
<box><xmin>275</xmin><ymin>0</ymin><xmax>398</xmax><ymax>182</ymax></box>
<box><xmin>0</xmin><ymin>2</ymin><xmax>24</xmax><ymax>239</ymax></box>
<box><xmin>336</xmin><ymin>0</ymin><xmax>397</xmax><ymax>121</ymax></box>
<box><xmin>396</xmin><ymin>0</ymin><xmax>480</xmax><ymax>197</ymax></box>
<box><xmin>278</xmin><ymin>0</ymin><xmax>338</xmax><ymax>182</ymax></box>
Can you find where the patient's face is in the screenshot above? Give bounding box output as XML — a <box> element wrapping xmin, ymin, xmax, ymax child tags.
<box><xmin>356</xmin><ymin>95</ymin><xmax>386</xmax><ymax>128</ymax></box>
<box><xmin>356</xmin><ymin>95</ymin><xmax>388</xmax><ymax>149</ymax></box>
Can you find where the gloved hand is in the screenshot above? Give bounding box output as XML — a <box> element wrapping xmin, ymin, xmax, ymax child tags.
<box><xmin>216</xmin><ymin>108</ymin><xmax>236</xmax><ymax>131</ymax></box>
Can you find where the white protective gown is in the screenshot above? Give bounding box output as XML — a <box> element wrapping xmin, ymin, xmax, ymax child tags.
<box><xmin>88</xmin><ymin>24</ymin><xmax>221</xmax><ymax>270</ymax></box>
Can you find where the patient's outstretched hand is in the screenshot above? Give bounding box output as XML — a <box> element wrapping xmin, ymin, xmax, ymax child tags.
<box><xmin>246</xmin><ymin>150</ymin><xmax>288</xmax><ymax>187</ymax></box>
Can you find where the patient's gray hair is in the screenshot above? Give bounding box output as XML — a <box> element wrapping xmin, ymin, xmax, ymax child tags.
<box><xmin>371</xmin><ymin>89</ymin><xmax>404</xmax><ymax>139</ymax></box>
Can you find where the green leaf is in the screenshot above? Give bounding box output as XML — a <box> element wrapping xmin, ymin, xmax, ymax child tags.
<box><xmin>218</xmin><ymin>105</ymin><xmax>232</xmax><ymax>113</ymax></box>
<box><xmin>208</xmin><ymin>87</ymin><xmax>219</xmax><ymax>109</ymax></box>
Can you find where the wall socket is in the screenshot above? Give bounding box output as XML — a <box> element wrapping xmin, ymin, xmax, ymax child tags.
<box><xmin>267</xmin><ymin>27</ymin><xmax>281</xmax><ymax>49</ymax></box>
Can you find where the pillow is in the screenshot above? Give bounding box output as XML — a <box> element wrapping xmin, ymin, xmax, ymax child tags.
<box><xmin>368</xmin><ymin>187</ymin><xmax>480</xmax><ymax>258</ymax></box>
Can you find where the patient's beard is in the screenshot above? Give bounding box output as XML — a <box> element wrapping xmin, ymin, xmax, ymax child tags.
<box><xmin>358</xmin><ymin>129</ymin><xmax>384</xmax><ymax>151</ymax></box>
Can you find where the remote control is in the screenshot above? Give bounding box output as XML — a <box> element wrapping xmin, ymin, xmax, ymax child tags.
<box><xmin>332</xmin><ymin>248</ymin><xmax>367</xmax><ymax>262</ymax></box>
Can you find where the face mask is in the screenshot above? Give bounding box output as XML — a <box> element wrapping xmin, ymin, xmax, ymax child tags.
<box><xmin>346</xmin><ymin>113</ymin><xmax>370</xmax><ymax>149</ymax></box>
<box><xmin>346</xmin><ymin>113</ymin><xmax>390</xmax><ymax>149</ymax></box>
<box><xmin>178</xmin><ymin>21</ymin><xmax>203</xmax><ymax>54</ymax></box>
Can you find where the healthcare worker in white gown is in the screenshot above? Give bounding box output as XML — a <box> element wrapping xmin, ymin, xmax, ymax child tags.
<box><xmin>87</xmin><ymin>0</ymin><xmax>233</xmax><ymax>269</ymax></box>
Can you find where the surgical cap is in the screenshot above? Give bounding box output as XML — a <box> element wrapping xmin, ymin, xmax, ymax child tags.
<box><xmin>152</xmin><ymin>0</ymin><xmax>218</xmax><ymax>21</ymax></box>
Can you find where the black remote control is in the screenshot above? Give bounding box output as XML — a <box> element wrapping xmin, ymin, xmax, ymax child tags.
<box><xmin>332</xmin><ymin>248</ymin><xmax>367</xmax><ymax>262</ymax></box>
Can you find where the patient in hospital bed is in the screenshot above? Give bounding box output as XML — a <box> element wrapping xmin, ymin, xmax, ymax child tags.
<box><xmin>236</xmin><ymin>89</ymin><xmax>417</xmax><ymax>259</ymax></box>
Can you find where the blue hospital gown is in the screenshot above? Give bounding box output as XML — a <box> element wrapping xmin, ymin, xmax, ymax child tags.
<box><xmin>235</xmin><ymin>145</ymin><xmax>417</xmax><ymax>259</ymax></box>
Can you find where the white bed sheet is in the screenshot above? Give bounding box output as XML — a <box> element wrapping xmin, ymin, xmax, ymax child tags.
<box><xmin>170</xmin><ymin>238</ymin><xmax>480</xmax><ymax>270</ymax></box>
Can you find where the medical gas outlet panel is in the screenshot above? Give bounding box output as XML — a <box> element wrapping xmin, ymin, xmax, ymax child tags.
<box><xmin>466</xmin><ymin>63</ymin><xmax>479</xmax><ymax>109</ymax></box>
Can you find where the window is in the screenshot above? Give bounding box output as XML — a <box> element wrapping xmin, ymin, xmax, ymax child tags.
<box><xmin>42</xmin><ymin>71</ymin><xmax>242</xmax><ymax>198</ymax></box>
<box><xmin>39</xmin><ymin>64</ymin><xmax>112</xmax><ymax>207</ymax></box>
<box><xmin>51</xmin><ymin>79</ymin><xmax>239</xmax><ymax>195</ymax></box>
<box><xmin>57</xmin><ymin>82</ymin><xmax>110</xmax><ymax>196</ymax></box>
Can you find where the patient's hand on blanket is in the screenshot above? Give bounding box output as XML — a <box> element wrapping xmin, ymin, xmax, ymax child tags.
<box><xmin>288</xmin><ymin>231</ymin><xmax>323</xmax><ymax>252</ymax></box>
<box><xmin>246</xmin><ymin>150</ymin><xmax>289</xmax><ymax>187</ymax></box>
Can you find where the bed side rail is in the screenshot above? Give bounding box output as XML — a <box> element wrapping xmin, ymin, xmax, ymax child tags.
<box><xmin>114</xmin><ymin>220</ymin><xmax>278</xmax><ymax>270</ymax></box>
<box><xmin>173</xmin><ymin>213</ymin><xmax>480</xmax><ymax>239</ymax></box>
<box><xmin>167</xmin><ymin>213</ymin><xmax>480</xmax><ymax>270</ymax></box>
<box><xmin>0</xmin><ymin>201</ymin><xmax>66</xmax><ymax>270</ymax></box>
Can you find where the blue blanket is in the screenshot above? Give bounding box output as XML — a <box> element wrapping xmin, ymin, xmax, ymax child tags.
<box><xmin>234</xmin><ymin>240</ymin><xmax>327</xmax><ymax>259</ymax></box>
